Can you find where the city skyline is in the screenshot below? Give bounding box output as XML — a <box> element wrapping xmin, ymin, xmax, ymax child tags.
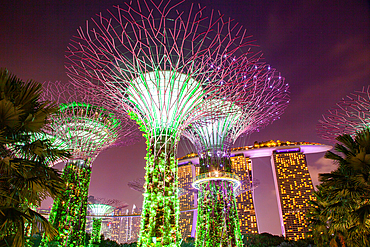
<box><xmin>1</xmin><ymin>0</ymin><xmax>369</xmax><ymax>237</ymax></box>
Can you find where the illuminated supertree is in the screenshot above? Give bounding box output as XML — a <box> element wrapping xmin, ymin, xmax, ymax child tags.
<box><xmin>317</xmin><ymin>86</ymin><xmax>370</xmax><ymax>141</ymax></box>
<box><xmin>40</xmin><ymin>82</ymin><xmax>141</xmax><ymax>247</ymax></box>
<box><xmin>87</xmin><ymin>196</ymin><xmax>128</xmax><ymax>247</ymax></box>
<box><xmin>182</xmin><ymin>64</ymin><xmax>289</xmax><ymax>246</ymax></box>
<box><xmin>65</xmin><ymin>1</ymin><xmax>263</xmax><ymax>245</ymax></box>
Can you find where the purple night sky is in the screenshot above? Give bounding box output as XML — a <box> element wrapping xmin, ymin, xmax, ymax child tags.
<box><xmin>1</xmin><ymin>0</ymin><xmax>369</xmax><ymax>236</ymax></box>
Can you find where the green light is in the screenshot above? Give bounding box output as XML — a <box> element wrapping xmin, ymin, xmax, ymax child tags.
<box><xmin>88</xmin><ymin>204</ymin><xmax>114</xmax><ymax>216</ymax></box>
<box><xmin>43</xmin><ymin>159</ymin><xmax>92</xmax><ymax>247</ymax></box>
<box><xmin>127</xmin><ymin>70</ymin><xmax>202</xmax><ymax>132</ymax></box>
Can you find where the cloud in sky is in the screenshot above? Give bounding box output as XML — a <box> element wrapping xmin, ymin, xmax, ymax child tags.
<box><xmin>308</xmin><ymin>156</ymin><xmax>338</xmax><ymax>187</ymax></box>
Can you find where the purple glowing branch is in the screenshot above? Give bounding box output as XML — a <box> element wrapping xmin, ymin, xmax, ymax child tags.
<box><xmin>65</xmin><ymin>0</ymin><xmax>262</xmax><ymax>139</ymax></box>
<box><xmin>182</xmin><ymin>63</ymin><xmax>290</xmax><ymax>154</ymax></box>
<box><xmin>317</xmin><ymin>86</ymin><xmax>370</xmax><ymax>141</ymax></box>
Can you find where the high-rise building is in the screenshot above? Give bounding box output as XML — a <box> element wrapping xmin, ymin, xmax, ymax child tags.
<box><xmin>234</xmin><ymin>140</ymin><xmax>331</xmax><ymax>240</ymax></box>
<box><xmin>110</xmin><ymin>208</ymin><xmax>123</xmax><ymax>243</ymax></box>
<box><xmin>231</xmin><ymin>154</ymin><xmax>258</xmax><ymax>234</ymax></box>
<box><xmin>272</xmin><ymin>149</ymin><xmax>314</xmax><ymax>240</ymax></box>
<box><xmin>178</xmin><ymin>160</ymin><xmax>197</xmax><ymax>238</ymax></box>
<box><xmin>129</xmin><ymin>205</ymin><xmax>141</xmax><ymax>242</ymax></box>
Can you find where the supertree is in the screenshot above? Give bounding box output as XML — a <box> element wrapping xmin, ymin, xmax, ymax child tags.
<box><xmin>87</xmin><ymin>196</ymin><xmax>128</xmax><ymax>247</ymax></box>
<box><xmin>65</xmin><ymin>1</ymin><xmax>263</xmax><ymax>245</ymax></box>
<box><xmin>317</xmin><ymin>86</ymin><xmax>370</xmax><ymax>141</ymax></box>
<box><xmin>40</xmin><ymin>82</ymin><xmax>141</xmax><ymax>247</ymax></box>
<box><xmin>182</xmin><ymin>64</ymin><xmax>289</xmax><ymax>246</ymax></box>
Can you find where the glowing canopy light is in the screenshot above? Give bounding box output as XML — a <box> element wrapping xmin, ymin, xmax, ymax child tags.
<box><xmin>128</xmin><ymin>71</ymin><xmax>202</xmax><ymax>131</ymax></box>
<box><xmin>54</xmin><ymin>102</ymin><xmax>121</xmax><ymax>159</ymax></box>
<box><xmin>88</xmin><ymin>204</ymin><xmax>113</xmax><ymax>216</ymax></box>
<box><xmin>42</xmin><ymin>82</ymin><xmax>142</xmax><ymax>161</ymax></box>
<box><xmin>185</xmin><ymin>100</ymin><xmax>244</xmax><ymax>155</ymax></box>
<box><xmin>318</xmin><ymin>85</ymin><xmax>370</xmax><ymax>141</ymax></box>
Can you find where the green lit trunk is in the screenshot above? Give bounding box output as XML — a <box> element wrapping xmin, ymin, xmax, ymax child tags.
<box><xmin>89</xmin><ymin>218</ymin><xmax>103</xmax><ymax>246</ymax></box>
<box><xmin>138</xmin><ymin>134</ymin><xmax>181</xmax><ymax>247</ymax></box>
<box><xmin>195</xmin><ymin>154</ymin><xmax>242</xmax><ymax>247</ymax></box>
<box><xmin>42</xmin><ymin>159</ymin><xmax>92</xmax><ymax>247</ymax></box>
<box><xmin>195</xmin><ymin>180</ymin><xmax>242</xmax><ymax>247</ymax></box>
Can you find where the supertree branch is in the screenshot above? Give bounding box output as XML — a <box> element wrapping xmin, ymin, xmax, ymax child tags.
<box><xmin>317</xmin><ymin>86</ymin><xmax>370</xmax><ymax>141</ymax></box>
<box><xmin>87</xmin><ymin>197</ymin><xmax>128</xmax><ymax>246</ymax></box>
<box><xmin>182</xmin><ymin>63</ymin><xmax>289</xmax><ymax>247</ymax></box>
<box><xmin>40</xmin><ymin>82</ymin><xmax>141</xmax><ymax>247</ymax></box>
<box><xmin>65</xmin><ymin>1</ymin><xmax>262</xmax><ymax>246</ymax></box>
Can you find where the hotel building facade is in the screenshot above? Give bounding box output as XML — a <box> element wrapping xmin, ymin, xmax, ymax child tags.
<box><xmin>178</xmin><ymin>140</ymin><xmax>330</xmax><ymax>240</ymax></box>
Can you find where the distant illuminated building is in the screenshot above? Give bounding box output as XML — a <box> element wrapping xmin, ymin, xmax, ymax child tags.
<box><xmin>233</xmin><ymin>140</ymin><xmax>331</xmax><ymax>240</ymax></box>
<box><xmin>129</xmin><ymin>205</ymin><xmax>141</xmax><ymax>242</ymax></box>
<box><xmin>121</xmin><ymin>209</ymin><xmax>130</xmax><ymax>243</ymax></box>
<box><xmin>272</xmin><ymin>149</ymin><xmax>314</xmax><ymax>240</ymax></box>
<box><xmin>178</xmin><ymin>162</ymin><xmax>197</xmax><ymax>238</ymax></box>
<box><xmin>230</xmin><ymin>154</ymin><xmax>258</xmax><ymax>234</ymax></box>
<box><xmin>110</xmin><ymin>208</ymin><xmax>123</xmax><ymax>243</ymax></box>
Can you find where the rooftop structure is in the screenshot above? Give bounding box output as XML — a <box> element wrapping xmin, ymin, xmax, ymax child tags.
<box><xmin>65</xmin><ymin>0</ymin><xmax>263</xmax><ymax>245</ymax></box>
<box><xmin>40</xmin><ymin>82</ymin><xmax>141</xmax><ymax>247</ymax></box>
<box><xmin>317</xmin><ymin>86</ymin><xmax>370</xmax><ymax>141</ymax></box>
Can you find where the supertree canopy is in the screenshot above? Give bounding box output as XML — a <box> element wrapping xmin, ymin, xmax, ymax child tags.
<box><xmin>65</xmin><ymin>0</ymin><xmax>263</xmax><ymax>246</ymax></box>
<box><xmin>87</xmin><ymin>196</ymin><xmax>128</xmax><ymax>247</ymax></box>
<box><xmin>40</xmin><ymin>82</ymin><xmax>141</xmax><ymax>247</ymax></box>
<box><xmin>318</xmin><ymin>86</ymin><xmax>370</xmax><ymax>141</ymax></box>
<box><xmin>182</xmin><ymin>64</ymin><xmax>289</xmax><ymax>246</ymax></box>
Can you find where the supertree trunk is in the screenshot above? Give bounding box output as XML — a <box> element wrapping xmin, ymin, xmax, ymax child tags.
<box><xmin>196</xmin><ymin>181</ymin><xmax>242</xmax><ymax>247</ymax></box>
<box><xmin>194</xmin><ymin>153</ymin><xmax>242</xmax><ymax>247</ymax></box>
<box><xmin>89</xmin><ymin>218</ymin><xmax>103</xmax><ymax>246</ymax></box>
<box><xmin>44</xmin><ymin>159</ymin><xmax>92</xmax><ymax>247</ymax></box>
<box><xmin>138</xmin><ymin>131</ymin><xmax>181</xmax><ymax>247</ymax></box>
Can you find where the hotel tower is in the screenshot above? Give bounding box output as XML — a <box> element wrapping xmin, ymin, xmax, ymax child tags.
<box><xmin>178</xmin><ymin>140</ymin><xmax>331</xmax><ymax>240</ymax></box>
<box><xmin>233</xmin><ymin>140</ymin><xmax>331</xmax><ymax>240</ymax></box>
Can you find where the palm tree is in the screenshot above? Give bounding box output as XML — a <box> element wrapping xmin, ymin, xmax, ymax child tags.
<box><xmin>307</xmin><ymin>186</ymin><xmax>330</xmax><ymax>247</ymax></box>
<box><xmin>309</xmin><ymin>128</ymin><xmax>370</xmax><ymax>247</ymax></box>
<box><xmin>0</xmin><ymin>68</ymin><xmax>70</xmax><ymax>247</ymax></box>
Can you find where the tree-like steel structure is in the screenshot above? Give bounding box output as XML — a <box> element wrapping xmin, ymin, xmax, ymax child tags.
<box><xmin>40</xmin><ymin>82</ymin><xmax>141</xmax><ymax>247</ymax></box>
<box><xmin>318</xmin><ymin>86</ymin><xmax>370</xmax><ymax>141</ymax></box>
<box><xmin>87</xmin><ymin>196</ymin><xmax>128</xmax><ymax>247</ymax></box>
<box><xmin>65</xmin><ymin>1</ymin><xmax>263</xmax><ymax>245</ymax></box>
<box><xmin>182</xmin><ymin>64</ymin><xmax>289</xmax><ymax>246</ymax></box>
